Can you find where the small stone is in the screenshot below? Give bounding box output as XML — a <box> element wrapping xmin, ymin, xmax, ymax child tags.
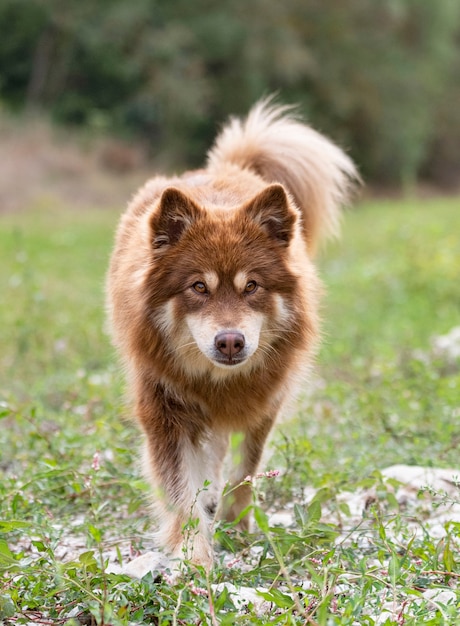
<box><xmin>269</xmin><ymin>511</ymin><xmax>294</xmax><ymax>527</ymax></box>
<box><xmin>212</xmin><ymin>582</ymin><xmax>272</xmax><ymax>615</ymax></box>
<box><xmin>422</xmin><ymin>588</ymin><xmax>456</xmax><ymax>606</ymax></box>
<box><xmin>123</xmin><ymin>550</ymin><xmax>169</xmax><ymax>579</ymax></box>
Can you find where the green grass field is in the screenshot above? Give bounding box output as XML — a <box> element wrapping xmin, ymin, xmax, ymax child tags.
<box><xmin>1</xmin><ymin>198</ymin><xmax>459</xmax><ymax>625</ymax></box>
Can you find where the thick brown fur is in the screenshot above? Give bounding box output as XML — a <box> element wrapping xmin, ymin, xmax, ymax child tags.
<box><xmin>106</xmin><ymin>99</ymin><xmax>359</xmax><ymax>569</ymax></box>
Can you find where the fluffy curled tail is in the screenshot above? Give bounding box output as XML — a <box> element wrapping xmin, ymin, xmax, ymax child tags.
<box><xmin>207</xmin><ymin>98</ymin><xmax>360</xmax><ymax>253</ymax></box>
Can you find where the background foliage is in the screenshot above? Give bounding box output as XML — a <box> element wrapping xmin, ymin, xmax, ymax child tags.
<box><xmin>1</xmin><ymin>0</ymin><xmax>459</xmax><ymax>188</ymax></box>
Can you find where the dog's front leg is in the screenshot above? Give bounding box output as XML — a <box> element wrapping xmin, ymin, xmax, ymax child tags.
<box><xmin>221</xmin><ymin>415</ymin><xmax>275</xmax><ymax>530</ymax></box>
<box><xmin>137</xmin><ymin>388</ymin><xmax>214</xmax><ymax>570</ymax></box>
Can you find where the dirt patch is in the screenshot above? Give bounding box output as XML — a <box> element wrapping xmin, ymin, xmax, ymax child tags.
<box><xmin>0</xmin><ymin>113</ymin><xmax>154</xmax><ymax>213</ymax></box>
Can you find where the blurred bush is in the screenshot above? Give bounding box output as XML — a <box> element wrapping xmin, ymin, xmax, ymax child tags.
<box><xmin>0</xmin><ymin>0</ymin><xmax>459</xmax><ymax>188</ymax></box>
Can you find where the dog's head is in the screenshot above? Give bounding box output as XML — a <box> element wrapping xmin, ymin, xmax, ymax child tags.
<box><xmin>144</xmin><ymin>184</ymin><xmax>309</xmax><ymax>377</ymax></box>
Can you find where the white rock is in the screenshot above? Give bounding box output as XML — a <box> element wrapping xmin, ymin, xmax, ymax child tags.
<box><xmin>212</xmin><ymin>582</ymin><xmax>272</xmax><ymax>614</ymax></box>
<box><xmin>335</xmin><ymin>490</ymin><xmax>368</xmax><ymax>518</ymax></box>
<box><xmin>432</xmin><ymin>326</ymin><xmax>460</xmax><ymax>360</ymax></box>
<box><xmin>374</xmin><ymin>607</ymin><xmax>396</xmax><ymax>625</ymax></box>
<box><xmin>422</xmin><ymin>588</ymin><xmax>456</xmax><ymax>607</ymax></box>
<box><xmin>269</xmin><ymin>511</ymin><xmax>294</xmax><ymax>527</ymax></box>
<box><xmin>381</xmin><ymin>465</ymin><xmax>460</xmax><ymax>494</ymax></box>
<box><xmin>122</xmin><ymin>550</ymin><xmax>169</xmax><ymax>579</ymax></box>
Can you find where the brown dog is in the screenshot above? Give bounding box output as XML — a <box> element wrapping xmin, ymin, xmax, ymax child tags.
<box><xmin>106</xmin><ymin>100</ymin><xmax>358</xmax><ymax>569</ymax></box>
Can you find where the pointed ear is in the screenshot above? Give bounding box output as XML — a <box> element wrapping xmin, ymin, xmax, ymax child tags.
<box><xmin>243</xmin><ymin>184</ymin><xmax>296</xmax><ymax>246</ymax></box>
<box><xmin>150</xmin><ymin>187</ymin><xmax>201</xmax><ymax>248</ymax></box>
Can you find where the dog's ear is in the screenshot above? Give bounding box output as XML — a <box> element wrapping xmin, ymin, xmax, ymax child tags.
<box><xmin>243</xmin><ymin>184</ymin><xmax>296</xmax><ymax>246</ymax></box>
<box><xmin>150</xmin><ymin>187</ymin><xmax>201</xmax><ymax>248</ymax></box>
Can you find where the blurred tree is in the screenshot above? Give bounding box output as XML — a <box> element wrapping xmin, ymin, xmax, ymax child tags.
<box><xmin>285</xmin><ymin>0</ymin><xmax>460</xmax><ymax>187</ymax></box>
<box><xmin>0</xmin><ymin>0</ymin><xmax>47</xmax><ymax>107</ymax></box>
<box><xmin>0</xmin><ymin>0</ymin><xmax>458</xmax><ymax>187</ymax></box>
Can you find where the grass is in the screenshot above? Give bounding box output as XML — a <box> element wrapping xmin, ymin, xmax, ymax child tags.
<box><xmin>0</xmin><ymin>197</ymin><xmax>459</xmax><ymax>624</ymax></box>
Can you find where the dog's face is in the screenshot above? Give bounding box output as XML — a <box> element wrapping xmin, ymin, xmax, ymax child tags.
<box><xmin>145</xmin><ymin>185</ymin><xmax>301</xmax><ymax>376</ymax></box>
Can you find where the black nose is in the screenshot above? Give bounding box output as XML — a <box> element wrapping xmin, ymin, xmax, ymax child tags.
<box><xmin>214</xmin><ymin>331</ymin><xmax>245</xmax><ymax>358</ymax></box>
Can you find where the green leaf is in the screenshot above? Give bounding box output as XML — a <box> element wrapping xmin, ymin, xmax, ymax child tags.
<box><xmin>253</xmin><ymin>506</ymin><xmax>269</xmax><ymax>533</ymax></box>
<box><xmin>339</xmin><ymin>501</ymin><xmax>351</xmax><ymax>516</ymax></box>
<box><xmin>31</xmin><ymin>540</ymin><xmax>47</xmax><ymax>552</ymax></box>
<box><xmin>214</xmin><ymin>585</ymin><xmax>232</xmax><ymax>611</ymax></box>
<box><xmin>214</xmin><ymin>528</ymin><xmax>238</xmax><ymax>553</ymax></box>
<box><xmin>443</xmin><ymin>539</ymin><xmax>454</xmax><ymax>572</ymax></box>
<box><xmin>294</xmin><ymin>503</ymin><xmax>307</xmax><ymax>527</ymax></box>
<box><xmin>386</xmin><ymin>492</ymin><xmax>399</xmax><ymax>509</ymax></box>
<box><xmin>231</xmin><ymin>504</ymin><xmax>252</xmax><ymax>527</ymax></box>
<box><xmin>0</xmin><ymin>539</ymin><xmax>17</xmax><ymax>570</ymax></box>
<box><xmin>388</xmin><ymin>553</ymin><xmax>400</xmax><ymax>586</ymax></box>
<box><xmin>79</xmin><ymin>550</ymin><xmax>97</xmax><ymax>566</ymax></box>
<box><xmin>311</xmin><ymin>487</ymin><xmax>332</xmax><ymax>504</ymax></box>
<box><xmin>0</xmin><ymin>520</ymin><xmax>32</xmax><ymax>532</ymax></box>
<box><xmin>257</xmin><ymin>588</ymin><xmax>294</xmax><ymax>609</ymax></box>
<box><xmin>0</xmin><ymin>594</ymin><xmax>16</xmax><ymax>618</ymax></box>
<box><xmin>307</xmin><ymin>499</ymin><xmax>322</xmax><ymax>525</ymax></box>
<box><xmin>88</xmin><ymin>524</ymin><xmax>102</xmax><ymax>543</ymax></box>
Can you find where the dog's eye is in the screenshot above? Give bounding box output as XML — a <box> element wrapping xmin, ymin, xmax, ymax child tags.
<box><xmin>192</xmin><ymin>281</ymin><xmax>208</xmax><ymax>294</ymax></box>
<box><xmin>244</xmin><ymin>280</ymin><xmax>258</xmax><ymax>294</ymax></box>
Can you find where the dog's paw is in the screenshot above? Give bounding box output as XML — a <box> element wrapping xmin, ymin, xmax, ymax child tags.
<box><xmin>123</xmin><ymin>550</ymin><xmax>169</xmax><ymax>579</ymax></box>
<box><xmin>173</xmin><ymin>533</ymin><xmax>214</xmax><ymax>572</ymax></box>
